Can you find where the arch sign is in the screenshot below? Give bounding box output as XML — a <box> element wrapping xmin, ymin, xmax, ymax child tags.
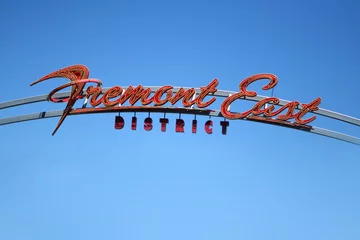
<box><xmin>0</xmin><ymin>65</ymin><xmax>359</xmax><ymax>145</ymax></box>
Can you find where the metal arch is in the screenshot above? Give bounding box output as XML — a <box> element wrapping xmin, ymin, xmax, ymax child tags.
<box><xmin>1</xmin><ymin>86</ymin><xmax>360</xmax><ymax>126</ymax></box>
<box><xmin>0</xmin><ymin>85</ymin><xmax>360</xmax><ymax>145</ymax></box>
<box><xmin>0</xmin><ymin>107</ymin><xmax>359</xmax><ymax>146</ymax></box>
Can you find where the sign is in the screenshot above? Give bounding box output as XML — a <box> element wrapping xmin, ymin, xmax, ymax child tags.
<box><xmin>3</xmin><ymin>64</ymin><xmax>359</xmax><ymax>145</ymax></box>
<box><xmin>29</xmin><ymin>65</ymin><xmax>321</xmax><ymax>135</ymax></box>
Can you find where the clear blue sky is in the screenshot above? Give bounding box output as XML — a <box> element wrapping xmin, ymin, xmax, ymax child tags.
<box><xmin>1</xmin><ymin>0</ymin><xmax>360</xmax><ymax>239</ymax></box>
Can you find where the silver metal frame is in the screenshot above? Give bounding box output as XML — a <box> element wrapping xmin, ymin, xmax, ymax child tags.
<box><xmin>1</xmin><ymin>86</ymin><xmax>360</xmax><ymax>145</ymax></box>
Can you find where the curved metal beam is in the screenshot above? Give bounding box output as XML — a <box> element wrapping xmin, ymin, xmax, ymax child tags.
<box><xmin>0</xmin><ymin>107</ymin><xmax>359</xmax><ymax>146</ymax></box>
<box><xmin>1</xmin><ymin>86</ymin><xmax>359</xmax><ymax>127</ymax></box>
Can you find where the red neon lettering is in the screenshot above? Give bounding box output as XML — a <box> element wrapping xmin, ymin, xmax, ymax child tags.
<box><xmin>159</xmin><ymin>118</ymin><xmax>169</xmax><ymax>132</ymax></box>
<box><xmin>220</xmin><ymin>74</ymin><xmax>278</xmax><ymax>119</ymax></box>
<box><xmin>251</xmin><ymin>97</ymin><xmax>280</xmax><ymax>116</ymax></box>
<box><xmin>195</xmin><ymin>79</ymin><xmax>218</xmax><ymax>108</ymax></box>
<box><xmin>251</xmin><ymin>97</ymin><xmax>300</xmax><ymax>121</ymax></box>
<box><xmin>153</xmin><ymin>86</ymin><xmax>173</xmax><ymax>106</ymax></box>
<box><xmin>240</xmin><ymin>74</ymin><xmax>278</xmax><ymax>97</ymax></box>
<box><xmin>119</xmin><ymin>85</ymin><xmax>153</xmax><ymax>105</ymax></box>
<box><xmin>86</xmin><ymin>85</ymin><xmax>103</xmax><ymax>107</ymax></box>
<box><xmin>176</xmin><ymin>119</ymin><xmax>185</xmax><ymax>133</ymax></box>
<box><xmin>220</xmin><ymin>121</ymin><xmax>229</xmax><ymax>135</ymax></box>
<box><xmin>103</xmin><ymin>86</ymin><xmax>123</xmax><ymax>107</ymax></box>
<box><xmin>295</xmin><ymin>97</ymin><xmax>322</xmax><ymax>125</ymax></box>
<box><xmin>30</xmin><ymin>65</ymin><xmax>104</xmax><ymax>135</ymax></box>
<box><xmin>131</xmin><ymin>116</ymin><xmax>137</xmax><ymax>130</ymax></box>
<box><xmin>221</xmin><ymin>94</ymin><xmax>253</xmax><ymax>119</ymax></box>
<box><xmin>269</xmin><ymin>101</ymin><xmax>299</xmax><ymax>120</ymax></box>
<box><xmin>169</xmin><ymin>88</ymin><xmax>196</xmax><ymax>107</ymax></box>
<box><xmin>32</xmin><ymin>65</ymin><xmax>322</xmax><ymax>135</ymax></box>
<box><xmin>114</xmin><ymin>116</ymin><xmax>125</xmax><ymax>129</ymax></box>
<box><xmin>144</xmin><ymin>117</ymin><xmax>153</xmax><ymax>131</ymax></box>
<box><xmin>204</xmin><ymin>120</ymin><xmax>213</xmax><ymax>134</ymax></box>
<box><xmin>192</xmin><ymin>119</ymin><xmax>197</xmax><ymax>133</ymax></box>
